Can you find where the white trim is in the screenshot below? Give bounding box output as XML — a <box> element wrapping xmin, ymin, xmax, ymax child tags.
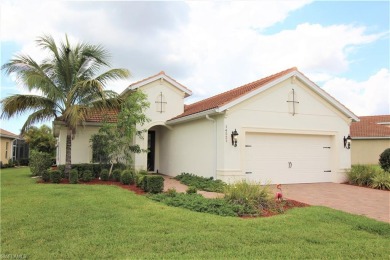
<box><xmin>166</xmin><ymin>109</ymin><xmax>218</xmax><ymax>125</ymax></box>
<box><xmin>294</xmin><ymin>71</ymin><xmax>359</xmax><ymax>122</ymax></box>
<box><xmin>216</xmin><ymin>71</ymin><xmax>295</xmax><ymax>113</ymax></box>
<box><xmin>352</xmin><ymin>137</ymin><xmax>390</xmax><ymax>140</ymax></box>
<box><xmin>122</xmin><ymin>74</ymin><xmax>192</xmax><ymax>97</ymax></box>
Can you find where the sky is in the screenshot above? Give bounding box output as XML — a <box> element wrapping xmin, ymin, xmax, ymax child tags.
<box><xmin>1</xmin><ymin>0</ymin><xmax>389</xmax><ymax>135</ymax></box>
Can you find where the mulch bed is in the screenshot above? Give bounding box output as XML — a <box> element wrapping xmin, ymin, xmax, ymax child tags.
<box><xmin>242</xmin><ymin>199</ymin><xmax>310</xmax><ymax>219</ymax></box>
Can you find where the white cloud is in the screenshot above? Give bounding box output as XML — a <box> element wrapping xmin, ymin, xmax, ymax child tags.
<box><xmin>1</xmin><ymin>0</ymin><xmax>387</xmax><ymax>117</ymax></box>
<box><xmin>322</xmin><ymin>68</ymin><xmax>390</xmax><ymax>116</ymax></box>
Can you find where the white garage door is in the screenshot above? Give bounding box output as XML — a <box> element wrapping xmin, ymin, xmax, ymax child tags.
<box><xmin>244</xmin><ymin>133</ymin><xmax>332</xmax><ymax>184</ymax></box>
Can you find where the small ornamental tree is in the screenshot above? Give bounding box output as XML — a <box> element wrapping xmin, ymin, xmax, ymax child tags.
<box><xmin>90</xmin><ymin>91</ymin><xmax>150</xmax><ymax>175</ymax></box>
<box><xmin>379</xmin><ymin>148</ymin><xmax>390</xmax><ymax>172</ymax></box>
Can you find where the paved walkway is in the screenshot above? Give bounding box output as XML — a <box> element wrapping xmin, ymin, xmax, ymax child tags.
<box><xmin>162</xmin><ymin>175</ymin><xmax>390</xmax><ymax>223</ymax></box>
<box><xmin>162</xmin><ymin>175</ymin><xmax>223</xmax><ymax>199</ymax></box>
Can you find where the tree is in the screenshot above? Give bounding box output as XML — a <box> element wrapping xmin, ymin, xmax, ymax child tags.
<box><xmin>23</xmin><ymin>125</ymin><xmax>56</xmax><ymax>155</ymax></box>
<box><xmin>90</xmin><ymin>91</ymin><xmax>150</xmax><ymax>174</ymax></box>
<box><xmin>1</xmin><ymin>34</ymin><xmax>130</xmax><ymax>177</ymax></box>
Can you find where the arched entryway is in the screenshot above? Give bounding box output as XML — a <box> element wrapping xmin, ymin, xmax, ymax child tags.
<box><xmin>142</xmin><ymin>122</ymin><xmax>172</xmax><ymax>173</ymax></box>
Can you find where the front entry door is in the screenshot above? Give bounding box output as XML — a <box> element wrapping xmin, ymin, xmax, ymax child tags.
<box><xmin>147</xmin><ymin>131</ymin><xmax>155</xmax><ymax>171</ymax></box>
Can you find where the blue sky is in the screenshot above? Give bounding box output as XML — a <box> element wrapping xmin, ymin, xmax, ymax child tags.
<box><xmin>1</xmin><ymin>1</ymin><xmax>389</xmax><ymax>135</ymax></box>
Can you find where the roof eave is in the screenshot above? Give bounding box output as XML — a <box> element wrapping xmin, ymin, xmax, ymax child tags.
<box><xmin>121</xmin><ymin>74</ymin><xmax>192</xmax><ymax>97</ymax></box>
<box><xmin>352</xmin><ymin>136</ymin><xmax>390</xmax><ymax>140</ymax></box>
<box><xmin>166</xmin><ymin>109</ymin><xmax>219</xmax><ymax>125</ymax></box>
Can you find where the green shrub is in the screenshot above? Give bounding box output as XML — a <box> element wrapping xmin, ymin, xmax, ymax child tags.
<box><xmin>144</xmin><ymin>175</ymin><xmax>164</xmax><ymax>193</ymax></box>
<box><xmin>29</xmin><ymin>150</ymin><xmax>53</xmax><ymax>176</ymax></box>
<box><xmin>166</xmin><ymin>188</ymin><xmax>178</xmax><ymax>197</ymax></box>
<box><xmin>69</xmin><ymin>169</ymin><xmax>79</xmax><ymax>184</ymax></box>
<box><xmin>379</xmin><ymin>148</ymin><xmax>390</xmax><ymax>172</ymax></box>
<box><xmin>82</xmin><ymin>170</ymin><xmax>93</xmax><ymax>182</ymax></box>
<box><xmin>370</xmin><ymin>172</ymin><xmax>390</xmax><ymax>190</ymax></box>
<box><xmin>41</xmin><ymin>170</ymin><xmax>50</xmax><ymax>182</ymax></box>
<box><xmin>148</xmin><ymin>193</ymin><xmax>243</xmax><ymax>217</ymax></box>
<box><xmin>174</xmin><ymin>173</ymin><xmax>226</xmax><ymax>192</ymax></box>
<box><xmin>50</xmin><ymin>170</ymin><xmax>62</xmax><ymax>184</ymax></box>
<box><xmin>112</xmin><ymin>169</ymin><xmax>122</xmax><ymax>182</ymax></box>
<box><xmin>121</xmin><ymin>170</ymin><xmax>134</xmax><ymax>185</ymax></box>
<box><xmin>347</xmin><ymin>165</ymin><xmax>378</xmax><ymax>186</ymax></box>
<box><xmin>186</xmin><ymin>186</ymin><xmax>197</xmax><ymax>194</ymax></box>
<box><xmin>223</xmin><ymin>180</ymin><xmax>272</xmax><ymax>215</ymax></box>
<box><xmin>99</xmin><ymin>169</ymin><xmax>109</xmax><ymax>181</ymax></box>
<box><xmin>136</xmin><ymin>174</ymin><xmax>147</xmax><ymax>189</ymax></box>
<box><xmin>138</xmin><ymin>169</ymin><xmax>149</xmax><ymax>175</ymax></box>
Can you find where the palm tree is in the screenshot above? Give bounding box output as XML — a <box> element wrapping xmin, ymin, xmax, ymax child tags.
<box><xmin>1</xmin><ymin>34</ymin><xmax>130</xmax><ymax>177</ymax></box>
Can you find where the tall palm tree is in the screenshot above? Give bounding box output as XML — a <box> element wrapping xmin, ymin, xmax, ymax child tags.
<box><xmin>1</xmin><ymin>34</ymin><xmax>130</xmax><ymax>176</ymax></box>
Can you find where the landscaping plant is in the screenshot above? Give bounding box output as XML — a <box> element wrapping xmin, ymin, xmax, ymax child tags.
<box><xmin>223</xmin><ymin>180</ymin><xmax>272</xmax><ymax>216</ymax></box>
<box><xmin>50</xmin><ymin>170</ymin><xmax>62</xmax><ymax>184</ymax></box>
<box><xmin>186</xmin><ymin>186</ymin><xmax>198</xmax><ymax>194</ymax></box>
<box><xmin>370</xmin><ymin>171</ymin><xmax>390</xmax><ymax>190</ymax></box>
<box><xmin>41</xmin><ymin>169</ymin><xmax>50</xmax><ymax>182</ymax></box>
<box><xmin>347</xmin><ymin>165</ymin><xmax>375</xmax><ymax>186</ymax></box>
<box><xmin>112</xmin><ymin>169</ymin><xmax>122</xmax><ymax>182</ymax></box>
<box><xmin>29</xmin><ymin>150</ymin><xmax>52</xmax><ymax>176</ymax></box>
<box><xmin>82</xmin><ymin>170</ymin><xmax>93</xmax><ymax>182</ymax></box>
<box><xmin>144</xmin><ymin>175</ymin><xmax>164</xmax><ymax>193</ymax></box>
<box><xmin>120</xmin><ymin>170</ymin><xmax>134</xmax><ymax>185</ymax></box>
<box><xmin>148</xmin><ymin>193</ymin><xmax>242</xmax><ymax>217</ymax></box>
<box><xmin>100</xmin><ymin>169</ymin><xmax>110</xmax><ymax>181</ymax></box>
<box><xmin>69</xmin><ymin>169</ymin><xmax>79</xmax><ymax>184</ymax></box>
<box><xmin>174</xmin><ymin>173</ymin><xmax>226</xmax><ymax>192</ymax></box>
<box><xmin>379</xmin><ymin>148</ymin><xmax>390</xmax><ymax>172</ymax></box>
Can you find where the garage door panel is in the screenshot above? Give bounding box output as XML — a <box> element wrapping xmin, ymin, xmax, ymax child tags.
<box><xmin>245</xmin><ymin>133</ymin><xmax>332</xmax><ymax>184</ymax></box>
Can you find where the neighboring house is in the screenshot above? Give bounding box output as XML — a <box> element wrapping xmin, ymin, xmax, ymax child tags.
<box><xmin>0</xmin><ymin>128</ymin><xmax>29</xmax><ymax>166</ymax></box>
<box><xmin>350</xmin><ymin>115</ymin><xmax>390</xmax><ymax>165</ymax></box>
<box><xmin>54</xmin><ymin>67</ymin><xmax>359</xmax><ymax>184</ymax></box>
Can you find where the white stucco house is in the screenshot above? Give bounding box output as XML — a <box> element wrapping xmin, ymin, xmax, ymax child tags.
<box><xmin>54</xmin><ymin>67</ymin><xmax>359</xmax><ymax>184</ymax></box>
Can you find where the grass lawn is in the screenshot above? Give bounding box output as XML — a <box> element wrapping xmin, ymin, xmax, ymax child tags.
<box><xmin>1</xmin><ymin>167</ymin><xmax>389</xmax><ymax>259</ymax></box>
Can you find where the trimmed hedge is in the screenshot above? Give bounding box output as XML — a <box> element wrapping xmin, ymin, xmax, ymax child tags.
<box><xmin>69</xmin><ymin>169</ymin><xmax>78</xmax><ymax>184</ymax></box>
<box><xmin>57</xmin><ymin>163</ymin><xmax>125</xmax><ymax>179</ymax></box>
<box><xmin>100</xmin><ymin>169</ymin><xmax>110</xmax><ymax>181</ymax></box>
<box><xmin>82</xmin><ymin>170</ymin><xmax>93</xmax><ymax>182</ymax></box>
<box><xmin>136</xmin><ymin>173</ymin><xmax>147</xmax><ymax>189</ymax></box>
<box><xmin>50</xmin><ymin>170</ymin><xmax>62</xmax><ymax>184</ymax></box>
<box><xmin>121</xmin><ymin>170</ymin><xmax>134</xmax><ymax>185</ymax></box>
<box><xmin>42</xmin><ymin>170</ymin><xmax>50</xmax><ymax>182</ymax></box>
<box><xmin>144</xmin><ymin>175</ymin><xmax>164</xmax><ymax>193</ymax></box>
<box><xmin>112</xmin><ymin>169</ymin><xmax>122</xmax><ymax>182</ymax></box>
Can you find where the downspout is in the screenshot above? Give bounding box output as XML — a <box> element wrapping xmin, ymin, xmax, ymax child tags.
<box><xmin>206</xmin><ymin>115</ymin><xmax>217</xmax><ymax>179</ymax></box>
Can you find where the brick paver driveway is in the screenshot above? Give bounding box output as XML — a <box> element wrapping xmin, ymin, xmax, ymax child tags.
<box><xmin>163</xmin><ymin>175</ymin><xmax>389</xmax><ymax>223</ymax></box>
<box><xmin>279</xmin><ymin>183</ymin><xmax>389</xmax><ymax>223</ymax></box>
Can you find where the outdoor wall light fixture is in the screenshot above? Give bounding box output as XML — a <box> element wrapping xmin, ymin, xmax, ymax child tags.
<box><xmin>343</xmin><ymin>135</ymin><xmax>351</xmax><ymax>149</ymax></box>
<box><xmin>231</xmin><ymin>129</ymin><xmax>239</xmax><ymax>147</ymax></box>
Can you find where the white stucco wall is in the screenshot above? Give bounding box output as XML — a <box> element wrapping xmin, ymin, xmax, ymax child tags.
<box><xmin>132</xmin><ymin>79</ymin><xmax>187</xmax><ymax>170</ymax></box>
<box><xmin>216</xmin><ymin>78</ymin><xmax>351</xmax><ymax>183</ymax></box>
<box><xmin>57</xmin><ymin>125</ymin><xmax>100</xmax><ymax>165</ymax></box>
<box><xmin>159</xmin><ymin>117</ymin><xmax>216</xmax><ymax>178</ymax></box>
